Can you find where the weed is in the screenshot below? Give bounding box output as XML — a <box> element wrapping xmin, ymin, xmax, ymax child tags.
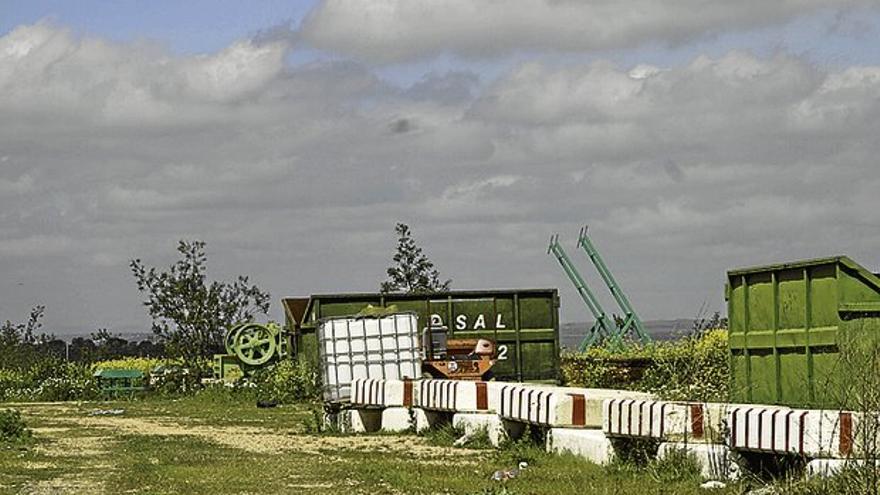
<box><xmin>647</xmin><ymin>446</ymin><xmax>702</xmax><ymax>483</ymax></box>
<box><xmin>0</xmin><ymin>409</ymin><xmax>31</xmax><ymax>444</ymax></box>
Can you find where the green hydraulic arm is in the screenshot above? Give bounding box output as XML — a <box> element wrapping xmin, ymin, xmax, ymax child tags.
<box><xmin>548</xmin><ymin>234</ymin><xmax>617</xmax><ymax>350</ymax></box>
<box><xmin>577</xmin><ymin>226</ymin><xmax>651</xmax><ymax>344</ymax></box>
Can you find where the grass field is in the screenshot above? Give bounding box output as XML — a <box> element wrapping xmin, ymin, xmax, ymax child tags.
<box><xmin>0</xmin><ymin>394</ymin><xmax>747</xmax><ymax>495</ymax></box>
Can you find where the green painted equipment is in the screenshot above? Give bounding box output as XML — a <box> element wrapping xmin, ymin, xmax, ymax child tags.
<box><xmin>283</xmin><ymin>289</ymin><xmax>560</xmax><ymax>382</ymax></box>
<box><xmin>577</xmin><ymin>227</ymin><xmax>650</xmax><ymax>345</ymax></box>
<box><xmin>212</xmin><ymin>322</ymin><xmax>289</xmax><ymax>380</ymax></box>
<box><xmin>548</xmin><ymin>235</ymin><xmax>615</xmax><ymax>350</ymax></box>
<box><xmin>727</xmin><ymin>255</ymin><xmax>880</xmax><ymax>409</ymax></box>
<box><xmin>549</xmin><ymin>228</ymin><xmax>649</xmax><ymax>350</ymax></box>
<box><xmin>226</xmin><ymin>322</ymin><xmax>287</xmax><ymax>366</ymax></box>
<box><xmin>94</xmin><ymin>368</ymin><xmax>145</xmax><ymax>398</ymax></box>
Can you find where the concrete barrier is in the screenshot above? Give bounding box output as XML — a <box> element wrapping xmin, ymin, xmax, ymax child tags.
<box><xmin>416</xmin><ymin>379</ymin><xmax>490</xmax><ymax>412</ymax></box>
<box><xmin>603</xmin><ymin>399</ymin><xmax>727</xmax><ymax>442</ymax></box>
<box><xmin>452</xmin><ymin>413</ymin><xmax>514</xmax><ymax>447</ymax></box>
<box><xmin>547</xmin><ymin>428</ymin><xmax>614</xmax><ymax>465</ymax></box>
<box><xmin>728</xmin><ymin>406</ymin><xmax>857</xmax><ymax>458</ymax></box>
<box><xmin>350</xmin><ymin>378</ymin><xmax>415</xmax><ymax>408</ymax></box>
<box><xmin>657</xmin><ymin>442</ymin><xmax>740</xmax><ymax>480</ymax></box>
<box><xmin>412</xmin><ymin>408</ymin><xmax>448</xmax><ymax>433</ymax></box>
<box><xmin>494</xmin><ymin>383</ymin><xmax>652</xmax><ymax>428</ymax></box>
<box><xmin>336</xmin><ymin>408</ymin><xmax>381</xmax><ymax>433</ymax></box>
<box><xmin>381</xmin><ymin>406</ymin><xmax>414</xmax><ymax>432</ymax></box>
<box><xmin>805</xmin><ymin>458</ymin><xmax>880</xmax><ymax>479</ymax></box>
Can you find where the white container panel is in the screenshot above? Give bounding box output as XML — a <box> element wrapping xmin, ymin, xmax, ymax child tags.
<box><xmin>318</xmin><ymin>312</ymin><xmax>422</xmax><ymax>403</ymax></box>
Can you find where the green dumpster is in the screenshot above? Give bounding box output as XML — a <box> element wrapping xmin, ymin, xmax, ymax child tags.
<box><xmin>727</xmin><ymin>255</ymin><xmax>880</xmax><ymax>409</ymax></box>
<box><xmin>282</xmin><ymin>289</ymin><xmax>560</xmax><ymax>382</ymax></box>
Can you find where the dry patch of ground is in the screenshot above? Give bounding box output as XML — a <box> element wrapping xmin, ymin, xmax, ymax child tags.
<box><xmin>4</xmin><ymin>401</ymin><xmax>476</xmax><ymax>494</ymax></box>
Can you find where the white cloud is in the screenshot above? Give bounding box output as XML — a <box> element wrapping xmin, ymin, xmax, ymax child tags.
<box><xmin>2</xmin><ymin>22</ymin><xmax>880</xmax><ymax>331</ymax></box>
<box><xmin>300</xmin><ymin>0</ymin><xmax>874</xmax><ymax>63</ymax></box>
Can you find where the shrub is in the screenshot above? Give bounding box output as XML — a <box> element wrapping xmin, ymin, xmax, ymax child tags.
<box><xmin>560</xmin><ymin>344</ymin><xmax>655</xmax><ymax>390</ymax></box>
<box><xmin>640</xmin><ymin>329</ymin><xmax>728</xmax><ymax>402</ymax></box>
<box><xmin>560</xmin><ymin>329</ymin><xmax>729</xmax><ymax>402</ymax></box>
<box><xmin>0</xmin><ymin>409</ymin><xmax>31</xmax><ymax>443</ymax></box>
<box><xmin>252</xmin><ymin>359</ymin><xmax>321</xmax><ymax>404</ymax></box>
<box><xmin>148</xmin><ymin>364</ymin><xmax>202</xmax><ymax>396</ymax></box>
<box><xmin>36</xmin><ymin>363</ymin><xmax>100</xmax><ymax>401</ymax></box>
<box><xmin>0</xmin><ymin>361</ymin><xmax>99</xmax><ymax>402</ymax></box>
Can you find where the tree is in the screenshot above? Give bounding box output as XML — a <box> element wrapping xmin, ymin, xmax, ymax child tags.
<box><xmin>130</xmin><ymin>240</ymin><xmax>270</xmax><ymax>369</ymax></box>
<box><xmin>381</xmin><ymin>223</ymin><xmax>451</xmax><ymax>294</ymax></box>
<box><xmin>0</xmin><ymin>305</ymin><xmax>48</xmax><ymax>370</ymax></box>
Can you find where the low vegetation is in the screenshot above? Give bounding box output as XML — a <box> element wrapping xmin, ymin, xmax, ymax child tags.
<box><xmin>0</xmin><ymin>409</ymin><xmax>31</xmax><ymax>445</ymax></box>
<box><xmin>560</xmin><ymin>328</ymin><xmax>729</xmax><ymax>402</ymax></box>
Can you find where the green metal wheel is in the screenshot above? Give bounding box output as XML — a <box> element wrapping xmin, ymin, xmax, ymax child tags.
<box><xmin>231</xmin><ymin>323</ymin><xmax>277</xmax><ymax>366</ymax></box>
<box><xmin>225</xmin><ymin>323</ymin><xmax>247</xmax><ymax>355</ymax></box>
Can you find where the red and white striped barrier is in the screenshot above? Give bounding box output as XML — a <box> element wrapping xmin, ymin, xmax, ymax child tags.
<box><xmin>603</xmin><ymin>399</ymin><xmax>717</xmax><ymax>441</ymax></box>
<box><xmin>728</xmin><ymin>406</ymin><xmax>857</xmax><ymax>458</ymax></box>
<box><xmin>495</xmin><ymin>383</ymin><xmax>589</xmax><ymax>427</ymax></box>
<box><xmin>416</xmin><ymin>379</ymin><xmax>490</xmax><ymax>412</ymax></box>
<box><xmin>350</xmin><ymin>378</ymin><xmax>415</xmax><ymax>408</ymax></box>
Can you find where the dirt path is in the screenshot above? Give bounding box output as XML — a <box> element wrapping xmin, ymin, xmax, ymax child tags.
<box><xmin>6</xmin><ymin>403</ymin><xmax>475</xmax><ymax>494</ymax></box>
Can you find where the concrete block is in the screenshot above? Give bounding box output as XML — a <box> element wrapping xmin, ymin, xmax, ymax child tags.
<box><xmin>604</xmin><ymin>399</ymin><xmax>728</xmax><ymax>443</ymax></box>
<box><xmin>494</xmin><ymin>382</ymin><xmax>652</xmax><ymax>428</ymax></box>
<box><xmin>657</xmin><ymin>442</ymin><xmax>741</xmax><ymax>480</ymax></box>
<box><xmin>805</xmin><ymin>458</ymin><xmax>880</xmax><ymax>479</ymax></box>
<box><xmin>413</xmin><ymin>408</ymin><xmax>450</xmax><ymax>433</ymax></box>
<box><xmin>351</xmin><ymin>378</ymin><xmax>416</xmax><ymax>408</ymax></box>
<box><xmin>547</xmin><ymin>428</ymin><xmax>614</xmax><ymax>466</ymax></box>
<box><xmin>728</xmin><ymin>406</ymin><xmax>859</xmax><ymax>458</ymax></box>
<box><xmin>381</xmin><ymin>406</ymin><xmax>413</xmax><ymax>432</ymax></box>
<box><xmin>337</xmin><ymin>408</ymin><xmax>381</xmax><ymax>433</ymax></box>
<box><xmin>452</xmin><ymin>413</ymin><xmax>508</xmax><ymax>447</ymax></box>
<box><xmin>494</xmin><ymin>383</ymin><xmax>582</xmax><ymax>427</ymax></box>
<box><xmin>417</xmin><ymin>379</ymin><xmax>490</xmax><ymax>412</ymax></box>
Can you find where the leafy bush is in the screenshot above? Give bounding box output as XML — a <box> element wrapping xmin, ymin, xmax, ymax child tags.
<box><xmin>148</xmin><ymin>364</ymin><xmax>202</xmax><ymax>396</ymax></box>
<box><xmin>0</xmin><ymin>361</ymin><xmax>99</xmax><ymax>402</ymax></box>
<box><xmin>640</xmin><ymin>329</ymin><xmax>728</xmax><ymax>402</ymax></box>
<box><xmin>0</xmin><ymin>409</ymin><xmax>32</xmax><ymax>443</ymax></box>
<box><xmin>560</xmin><ymin>344</ymin><xmax>655</xmax><ymax>390</ymax></box>
<box><xmin>252</xmin><ymin>359</ymin><xmax>321</xmax><ymax>404</ymax></box>
<box><xmin>560</xmin><ymin>329</ymin><xmax>729</xmax><ymax>402</ymax></box>
<box><xmin>36</xmin><ymin>363</ymin><xmax>100</xmax><ymax>401</ymax></box>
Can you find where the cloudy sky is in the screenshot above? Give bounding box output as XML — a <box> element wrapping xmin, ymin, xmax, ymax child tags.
<box><xmin>2</xmin><ymin>1</ymin><xmax>880</xmax><ymax>334</ymax></box>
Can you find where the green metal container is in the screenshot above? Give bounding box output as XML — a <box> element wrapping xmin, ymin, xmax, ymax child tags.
<box><xmin>727</xmin><ymin>256</ymin><xmax>880</xmax><ymax>409</ymax></box>
<box><xmin>282</xmin><ymin>289</ymin><xmax>560</xmax><ymax>382</ymax></box>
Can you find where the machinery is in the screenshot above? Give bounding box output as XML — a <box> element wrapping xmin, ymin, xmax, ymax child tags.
<box><xmin>421</xmin><ymin>323</ymin><xmax>497</xmax><ymax>380</ymax></box>
<box><xmin>212</xmin><ymin>321</ymin><xmax>289</xmax><ymax>381</ymax></box>
<box><xmin>549</xmin><ymin>226</ymin><xmax>650</xmax><ymax>350</ymax></box>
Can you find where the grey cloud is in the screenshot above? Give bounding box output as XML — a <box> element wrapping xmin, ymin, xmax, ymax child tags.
<box><xmin>405</xmin><ymin>71</ymin><xmax>480</xmax><ymax>104</ymax></box>
<box><xmin>299</xmin><ymin>0</ymin><xmax>877</xmax><ymax>63</ymax></box>
<box><xmin>2</xmin><ymin>23</ymin><xmax>880</xmax><ymax>333</ymax></box>
<box><xmin>389</xmin><ymin>118</ymin><xmax>416</xmax><ymax>134</ymax></box>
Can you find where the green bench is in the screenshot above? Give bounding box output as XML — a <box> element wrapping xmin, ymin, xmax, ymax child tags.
<box><xmin>93</xmin><ymin>369</ymin><xmax>145</xmax><ymax>398</ymax></box>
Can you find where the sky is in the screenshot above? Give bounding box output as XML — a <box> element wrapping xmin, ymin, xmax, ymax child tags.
<box><xmin>2</xmin><ymin>1</ymin><xmax>880</xmax><ymax>335</ymax></box>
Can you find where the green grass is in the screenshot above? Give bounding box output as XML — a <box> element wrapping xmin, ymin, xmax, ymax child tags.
<box><xmin>0</xmin><ymin>395</ymin><xmax>748</xmax><ymax>495</ymax></box>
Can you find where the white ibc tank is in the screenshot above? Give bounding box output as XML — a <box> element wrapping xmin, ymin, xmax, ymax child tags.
<box><xmin>318</xmin><ymin>312</ymin><xmax>421</xmax><ymax>403</ymax></box>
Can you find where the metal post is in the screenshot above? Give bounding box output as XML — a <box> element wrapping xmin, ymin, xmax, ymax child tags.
<box><xmin>548</xmin><ymin>234</ymin><xmax>616</xmax><ymax>350</ymax></box>
<box><xmin>577</xmin><ymin>226</ymin><xmax>651</xmax><ymax>344</ymax></box>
